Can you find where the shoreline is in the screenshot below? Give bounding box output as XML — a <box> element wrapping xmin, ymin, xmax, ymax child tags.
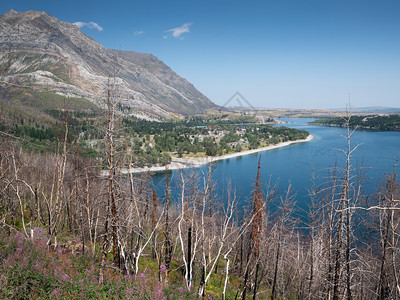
<box><xmin>120</xmin><ymin>134</ymin><xmax>314</xmax><ymax>174</ymax></box>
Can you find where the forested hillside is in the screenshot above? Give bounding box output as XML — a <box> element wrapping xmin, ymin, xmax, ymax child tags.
<box><xmin>311</xmin><ymin>114</ymin><xmax>400</xmax><ymax>131</ymax></box>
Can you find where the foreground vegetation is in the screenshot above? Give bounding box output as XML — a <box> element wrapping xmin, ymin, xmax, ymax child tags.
<box><xmin>0</xmin><ymin>228</ymin><xmax>194</xmax><ymax>299</ymax></box>
<box><xmin>0</xmin><ymin>84</ymin><xmax>399</xmax><ymax>298</ymax></box>
<box><xmin>1</xmin><ymin>111</ymin><xmax>400</xmax><ymax>299</ymax></box>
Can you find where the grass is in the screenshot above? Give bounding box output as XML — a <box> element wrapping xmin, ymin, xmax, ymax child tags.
<box><xmin>8</xmin><ymin>52</ymin><xmax>72</xmax><ymax>84</ymax></box>
<box><xmin>0</xmin><ymin>87</ymin><xmax>100</xmax><ymax>128</ymax></box>
<box><xmin>21</xmin><ymin>90</ymin><xmax>99</xmax><ymax>112</ymax></box>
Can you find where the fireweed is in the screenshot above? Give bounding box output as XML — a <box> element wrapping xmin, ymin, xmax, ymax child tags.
<box><xmin>0</xmin><ymin>229</ymin><xmax>196</xmax><ymax>299</ymax></box>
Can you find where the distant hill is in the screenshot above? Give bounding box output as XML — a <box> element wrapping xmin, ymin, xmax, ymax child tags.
<box><xmin>333</xmin><ymin>106</ymin><xmax>400</xmax><ymax>114</ymax></box>
<box><xmin>311</xmin><ymin>114</ymin><xmax>400</xmax><ymax>131</ymax></box>
<box><xmin>0</xmin><ymin>10</ymin><xmax>217</xmax><ymax>121</ymax></box>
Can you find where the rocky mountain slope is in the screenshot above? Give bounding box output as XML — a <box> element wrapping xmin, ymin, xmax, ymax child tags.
<box><xmin>0</xmin><ymin>10</ymin><xmax>216</xmax><ymax>120</ymax></box>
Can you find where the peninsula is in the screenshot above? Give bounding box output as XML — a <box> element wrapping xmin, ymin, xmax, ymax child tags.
<box><xmin>122</xmin><ymin>134</ymin><xmax>314</xmax><ymax>174</ymax></box>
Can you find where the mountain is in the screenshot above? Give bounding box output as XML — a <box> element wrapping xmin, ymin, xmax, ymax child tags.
<box><xmin>0</xmin><ymin>10</ymin><xmax>216</xmax><ymax>120</ymax></box>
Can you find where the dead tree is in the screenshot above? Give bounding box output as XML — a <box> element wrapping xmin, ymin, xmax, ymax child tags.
<box><xmin>250</xmin><ymin>155</ymin><xmax>263</xmax><ymax>300</ymax></box>
<box><xmin>164</xmin><ymin>166</ymin><xmax>173</xmax><ymax>281</ymax></box>
<box><xmin>271</xmin><ymin>184</ymin><xmax>296</xmax><ymax>300</ymax></box>
<box><xmin>152</xmin><ymin>188</ymin><xmax>159</xmax><ymax>259</ymax></box>
<box><xmin>328</xmin><ymin>110</ymin><xmax>362</xmax><ymax>299</ymax></box>
<box><xmin>99</xmin><ymin>62</ymin><xmax>121</xmax><ymax>282</ymax></box>
<box><xmin>375</xmin><ymin>169</ymin><xmax>400</xmax><ymax>299</ymax></box>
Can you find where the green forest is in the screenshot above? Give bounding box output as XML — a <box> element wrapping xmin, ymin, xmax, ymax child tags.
<box><xmin>5</xmin><ymin>108</ymin><xmax>308</xmax><ymax>168</ymax></box>
<box><xmin>311</xmin><ymin>114</ymin><xmax>400</xmax><ymax>131</ymax></box>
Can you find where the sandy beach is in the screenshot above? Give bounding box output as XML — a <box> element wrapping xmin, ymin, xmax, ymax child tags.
<box><xmin>120</xmin><ymin>134</ymin><xmax>314</xmax><ymax>174</ymax></box>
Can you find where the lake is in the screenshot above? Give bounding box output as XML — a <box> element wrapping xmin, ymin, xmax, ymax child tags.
<box><xmin>152</xmin><ymin>118</ymin><xmax>400</xmax><ymax>214</ymax></box>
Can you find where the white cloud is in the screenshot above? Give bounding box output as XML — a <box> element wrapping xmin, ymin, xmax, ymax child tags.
<box><xmin>73</xmin><ymin>21</ymin><xmax>103</xmax><ymax>31</ymax></box>
<box><xmin>165</xmin><ymin>22</ymin><xmax>193</xmax><ymax>39</ymax></box>
<box><xmin>73</xmin><ymin>22</ymin><xmax>86</xmax><ymax>28</ymax></box>
<box><xmin>134</xmin><ymin>30</ymin><xmax>145</xmax><ymax>36</ymax></box>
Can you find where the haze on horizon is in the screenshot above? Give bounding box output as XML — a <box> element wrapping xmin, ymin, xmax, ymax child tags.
<box><xmin>2</xmin><ymin>0</ymin><xmax>399</xmax><ymax>110</ymax></box>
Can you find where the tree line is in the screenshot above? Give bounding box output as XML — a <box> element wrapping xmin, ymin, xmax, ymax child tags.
<box><xmin>312</xmin><ymin>114</ymin><xmax>400</xmax><ymax>131</ymax></box>
<box><xmin>6</xmin><ymin>106</ymin><xmax>308</xmax><ymax>168</ymax></box>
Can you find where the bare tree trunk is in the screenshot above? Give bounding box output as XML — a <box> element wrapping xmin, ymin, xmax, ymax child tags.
<box><xmin>188</xmin><ymin>226</ymin><xmax>192</xmax><ymax>287</ymax></box>
<box><xmin>251</xmin><ymin>155</ymin><xmax>263</xmax><ymax>299</ymax></box>
<box><xmin>377</xmin><ymin>206</ymin><xmax>390</xmax><ymax>299</ymax></box>
<box><xmin>99</xmin><ymin>205</ymin><xmax>110</xmax><ymax>284</ymax></box>
<box><xmin>152</xmin><ymin>189</ymin><xmax>158</xmax><ymax>259</ymax></box>
<box><xmin>100</xmin><ymin>63</ymin><xmax>121</xmax><ymax>281</ymax></box>
<box><xmin>271</xmin><ymin>234</ymin><xmax>281</xmax><ymax>300</ymax></box>
<box><xmin>241</xmin><ymin>267</ymin><xmax>249</xmax><ymax>300</ymax></box>
<box><xmin>164</xmin><ymin>166</ymin><xmax>172</xmax><ymax>281</ymax></box>
<box><xmin>252</xmin><ymin>262</ymin><xmax>260</xmax><ymax>300</ymax></box>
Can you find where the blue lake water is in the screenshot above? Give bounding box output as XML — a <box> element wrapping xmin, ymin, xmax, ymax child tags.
<box><xmin>152</xmin><ymin>118</ymin><xmax>400</xmax><ymax>214</ymax></box>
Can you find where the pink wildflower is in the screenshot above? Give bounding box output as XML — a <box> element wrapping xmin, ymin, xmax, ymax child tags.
<box><xmin>61</xmin><ymin>274</ymin><xmax>69</xmax><ymax>281</ymax></box>
<box><xmin>126</xmin><ymin>288</ymin><xmax>134</xmax><ymax>295</ymax></box>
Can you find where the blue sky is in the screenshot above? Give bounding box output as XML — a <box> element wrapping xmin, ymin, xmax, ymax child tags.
<box><xmin>2</xmin><ymin>0</ymin><xmax>400</xmax><ymax>109</ymax></box>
